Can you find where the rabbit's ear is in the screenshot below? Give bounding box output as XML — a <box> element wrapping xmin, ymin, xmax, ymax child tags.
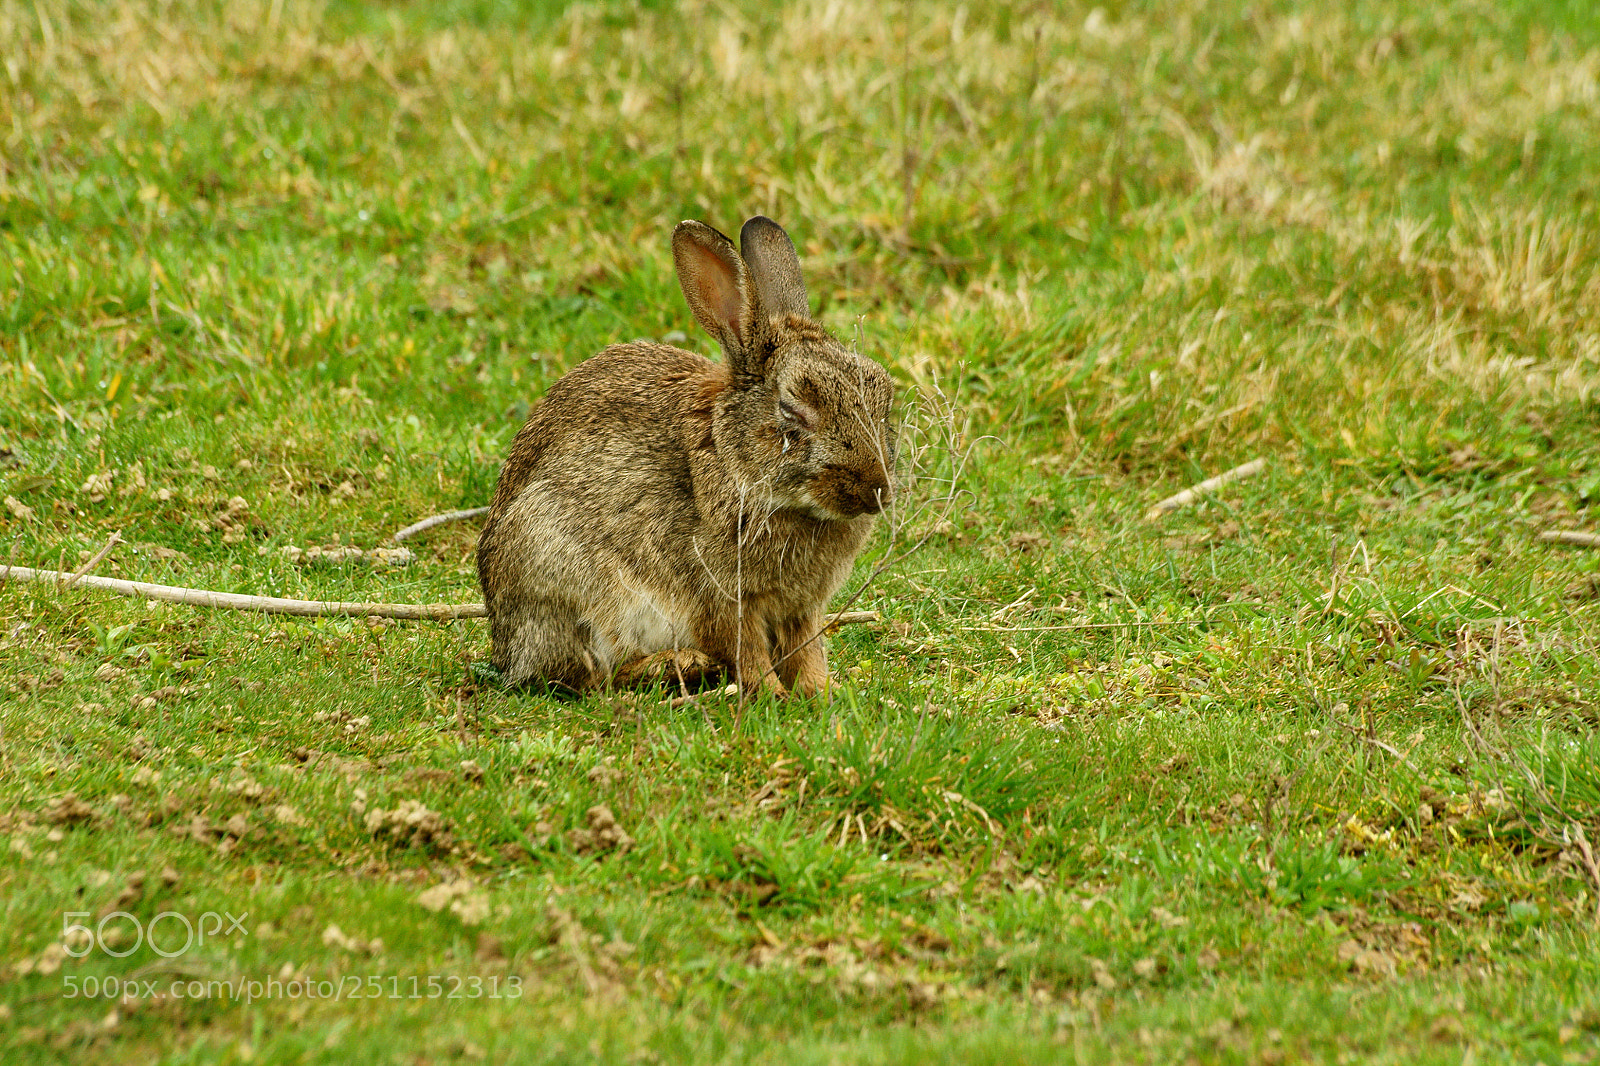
<box><xmin>674</xmin><ymin>220</ymin><xmax>753</xmax><ymax>357</ymax></box>
<box><xmin>740</xmin><ymin>216</ymin><xmax>810</xmax><ymax>320</ymax></box>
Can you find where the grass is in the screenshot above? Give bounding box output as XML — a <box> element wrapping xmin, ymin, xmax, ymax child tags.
<box><xmin>3</xmin><ymin>0</ymin><xmax>1600</xmax><ymax>1061</ymax></box>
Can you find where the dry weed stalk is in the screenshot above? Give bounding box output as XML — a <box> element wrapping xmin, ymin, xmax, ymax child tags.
<box><xmin>392</xmin><ymin>507</ymin><xmax>489</xmax><ymax>543</ymax></box>
<box><xmin>62</xmin><ymin>532</ymin><xmax>124</xmax><ymax>589</ymax></box>
<box><xmin>758</xmin><ymin>372</ymin><xmax>982</xmax><ymax>695</ymax></box>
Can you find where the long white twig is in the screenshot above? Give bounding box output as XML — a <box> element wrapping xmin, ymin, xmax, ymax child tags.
<box><xmin>0</xmin><ymin>566</ymin><xmax>885</xmax><ymax>628</ymax></box>
<box><xmin>1539</xmin><ymin>530</ymin><xmax>1600</xmax><ymax>549</ymax></box>
<box><xmin>0</xmin><ymin>566</ymin><xmax>487</xmax><ymax>620</ymax></box>
<box><xmin>1145</xmin><ymin>458</ymin><xmax>1267</xmax><ymax>520</ymax></box>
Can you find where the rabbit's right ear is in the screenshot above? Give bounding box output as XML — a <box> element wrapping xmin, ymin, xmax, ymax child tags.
<box><xmin>673</xmin><ymin>220</ymin><xmax>753</xmax><ymax>360</ymax></box>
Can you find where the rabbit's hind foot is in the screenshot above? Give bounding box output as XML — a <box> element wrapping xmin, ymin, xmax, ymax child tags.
<box><xmin>612</xmin><ymin>647</ymin><xmax>720</xmax><ymax>693</ymax></box>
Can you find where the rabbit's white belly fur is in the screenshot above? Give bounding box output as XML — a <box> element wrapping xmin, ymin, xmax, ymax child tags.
<box><xmin>601</xmin><ymin>589</ymin><xmax>695</xmax><ymax>663</ymax></box>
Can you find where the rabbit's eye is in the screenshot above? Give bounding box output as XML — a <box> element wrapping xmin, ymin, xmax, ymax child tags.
<box><xmin>779</xmin><ymin>400</ymin><xmax>814</xmax><ymax>431</ymax></box>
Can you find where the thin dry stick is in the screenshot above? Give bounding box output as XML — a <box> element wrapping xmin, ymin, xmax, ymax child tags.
<box><xmin>449</xmin><ymin>112</ymin><xmax>488</xmax><ymax>168</ymax></box>
<box><xmin>1539</xmin><ymin>530</ymin><xmax>1600</xmax><ymax>549</ymax></box>
<box><xmin>1454</xmin><ymin>676</ymin><xmax>1600</xmax><ymax>923</ymax></box>
<box><xmin>1320</xmin><ymin>532</ymin><xmax>1341</xmax><ymax>619</ymax></box>
<box><xmin>1454</xmin><ymin>678</ymin><xmax>1506</xmax><ymax>761</ymax></box>
<box><xmin>672</xmin><ymin>652</ymin><xmax>693</xmax><ymax>702</ymax></box>
<box><xmin>768</xmin><ymin>382</ymin><xmax>979</xmax><ymax>678</ymax></box>
<box><xmin>0</xmin><ymin>565</ymin><xmax>887</xmax><ymax>630</ymax></box>
<box><xmin>1262</xmin><ymin>713</ymin><xmax>1345</xmax><ymax>858</ymax></box>
<box><xmin>63</xmin><ymin>532</ymin><xmax>123</xmax><ymax>589</ymax></box>
<box><xmin>1569</xmin><ymin>826</ymin><xmax>1600</xmax><ymax>926</ymax></box>
<box><xmin>669</xmin><ymin>683</ymin><xmax>738</xmax><ymax>710</ymax></box>
<box><xmin>1324</xmin><ymin>698</ymin><xmax>1432</xmax><ymax>778</ymax></box>
<box><xmin>0</xmin><ymin>532</ymin><xmax>11</xmax><ymax>767</ymax></box>
<box><xmin>393</xmin><ymin>507</ymin><xmax>489</xmax><ymax>543</ymax></box>
<box><xmin>1145</xmin><ymin>458</ymin><xmax>1267</xmax><ymax>520</ymax></box>
<box><xmin>0</xmin><ymin>567</ymin><xmax>486</xmax><ymax>620</ymax></box>
<box><xmin>898</xmin><ymin>0</ymin><xmax>917</xmax><ymax>239</ymax></box>
<box><xmin>735</xmin><ymin>483</ymin><xmax>750</xmax><ymax>713</ymax></box>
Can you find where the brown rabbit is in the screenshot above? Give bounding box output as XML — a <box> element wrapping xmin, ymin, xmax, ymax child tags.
<box><xmin>476</xmin><ymin>216</ymin><xmax>897</xmax><ymax>696</ymax></box>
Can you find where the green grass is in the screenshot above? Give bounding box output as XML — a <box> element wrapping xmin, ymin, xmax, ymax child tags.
<box><xmin>3</xmin><ymin>0</ymin><xmax>1600</xmax><ymax>1062</ymax></box>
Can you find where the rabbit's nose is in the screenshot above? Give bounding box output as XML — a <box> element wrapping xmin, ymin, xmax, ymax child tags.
<box><xmin>855</xmin><ymin>477</ymin><xmax>891</xmax><ymax>515</ymax></box>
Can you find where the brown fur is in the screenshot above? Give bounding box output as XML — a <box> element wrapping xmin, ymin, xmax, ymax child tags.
<box><xmin>476</xmin><ymin>217</ymin><xmax>897</xmax><ymax>696</ymax></box>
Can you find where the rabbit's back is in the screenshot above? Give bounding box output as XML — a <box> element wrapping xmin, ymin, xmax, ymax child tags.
<box><xmin>486</xmin><ymin>344</ymin><xmax>721</xmax><ymax>511</ymax></box>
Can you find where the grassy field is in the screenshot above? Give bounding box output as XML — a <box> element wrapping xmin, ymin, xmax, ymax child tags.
<box><xmin>3</xmin><ymin>0</ymin><xmax>1600</xmax><ymax>1061</ymax></box>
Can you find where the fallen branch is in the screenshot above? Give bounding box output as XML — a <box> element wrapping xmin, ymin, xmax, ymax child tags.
<box><xmin>1145</xmin><ymin>458</ymin><xmax>1266</xmax><ymax>521</ymax></box>
<box><xmin>393</xmin><ymin>507</ymin><xmax>490</xmax><ymax>543</ymax></box>
<box><xmin>0</xmin><ymin>566</ymin><xmax>885</xmax><ymax>630</ymax></box>
<box><xmin>0</xmin><ymin>566</ymin><xmax>486</xmax><ymax>620</ymax></box>
<box><xmin>1539</xmin><ymin>530</ymin><xmax>1600</xmax><ymax>549</ymax></box>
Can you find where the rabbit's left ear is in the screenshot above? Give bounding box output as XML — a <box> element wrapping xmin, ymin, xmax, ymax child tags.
<box><xmin>674</xmin><ymin>220</ymin><xmax>753</xmax><ymax>357</ymax></box>
<box><xmin>740</xmin><ymin>216</ymin><xmax>810</xmax><ymax>320</ymax></box>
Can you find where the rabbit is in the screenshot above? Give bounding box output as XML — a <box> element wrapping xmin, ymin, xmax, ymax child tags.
<box><xmin>476</xmin><ymin>216</ymin><xmax>897</xmax><ymax>697</ymax></box>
